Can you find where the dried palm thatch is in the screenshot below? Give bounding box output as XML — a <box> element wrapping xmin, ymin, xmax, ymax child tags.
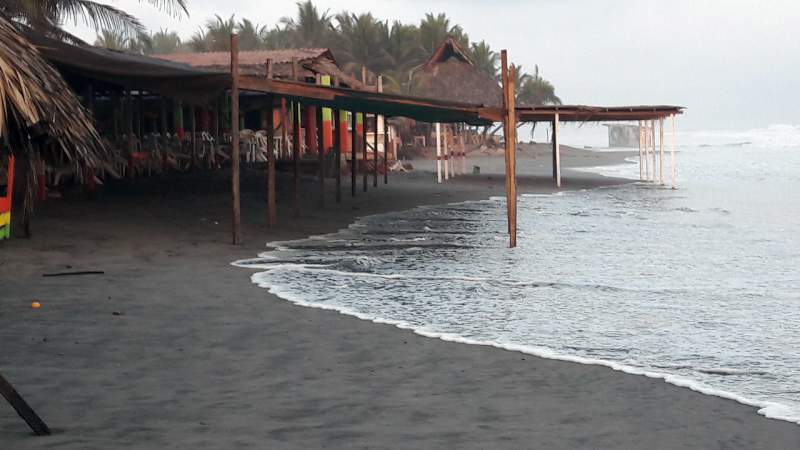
<box><xmin>0</xmin><ymin>15</ymin><xmax>104</xmax><ymax>167</ymax></box>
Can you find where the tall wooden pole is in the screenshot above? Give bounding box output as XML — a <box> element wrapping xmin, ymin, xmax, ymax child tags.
<box><xmin>650</xmin><ymin>119</ymin><xmax>657</xmax><ymax>183</ymax></box>
<box><xmin>334</xmin><ymin>108</ymin><xmax>342</xmax><ymax>202</ymax></box>
<box><xmin>552</xmin><ymin>121</ymin><xmax>558</xmax><ymax>180</ymax></box>
<box><xmin>383</xmin><ymin>117</ymin><xmax>389</xmax><ymax>185</ymax></box>
<box><xmin>436</xmin><ymin>123</ymin><xmax>442</xmax><ymax>183</ymax></box>
<box><xmin>126</xmin><ymin>88</ymin><xmax>134</xmax><ymax>179</ymax></box>
<box><xmin>554</xmin><ymin>112</ymin><xmax>561</xmax><ymax>188</ymax></box>
<box><xmin>372</xmin><ymin>114</ymin><xmax>378</xmax><ymax>188</ymax></box>
<box><xmin>191</xmin><ymin>104</ymin><xmax>198</xmax><ymax>170</ymax></box>
<box><xmin>501</xmin><ymin>50</ymin><xmax>517</xmax><ymax>248</ymax></box>
<box><xmin>160</xmin><ymin>97</ymin><xmax>168</xmax><ymax>171</ymax></box>
<box><xmin>266</xmin><ymin>97</ymin><xmax>276</xmax><ymax>226</ymax></box>
<box><xmin>230</xmin><ymin>34</ymin><xmax>241</xmax><ymax>245</ymax></box>
<box><xmin>293</xmin><ymin>101</ymin><xmax>301</xmax><ymax>217</ymax></box>
<box><xmin>659</xmin><ymin>117</ymin><xmax>665</xmax><ymax>185</ymax></box>
<box><xmin>351</xmin><ymin>112</ymin><xmax>357</xmax><ymax>196</ymax></box>
<box><xmin>644</xmin><ymin>120</ymin><xmax>650</xmax><ymax>182</ymax></box>
<box><xmin>670</xmin><ymin>114</ymin><xmax>677</xmax><ymax>189</ymax></box>
<box><xmin>638</xmin><ymin>120</ymin><xmax>644</xmax><ymax>181</ymax></box>
<box><xmin>317</xmin><ymin>100</ymin><xmax>325</xmax><ymax>208</ymax></box>
<box><xmin>444</xmin><ymin>125</ymin><xmax>450</xmax><ymax>181</ymax></box>
<box><xmin>362</xmin><ymin>113</ymin><xmax>368</xmax><ymax>192</ymax></box>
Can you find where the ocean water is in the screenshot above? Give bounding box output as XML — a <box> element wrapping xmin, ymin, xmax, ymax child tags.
<box><xmin>235</xmin><ymin>124</ymin><xmax>800</xmax><ymax>424</ymax></box>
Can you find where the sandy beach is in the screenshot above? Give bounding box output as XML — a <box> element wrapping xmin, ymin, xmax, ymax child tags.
<box><xmin>2</xmin><ymin>146</ymin><xmax>800</xmax><ymax>449</ymax></box>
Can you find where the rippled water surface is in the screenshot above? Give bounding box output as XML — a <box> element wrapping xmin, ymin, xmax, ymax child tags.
<box><xmin>237</xmin><ymin>142</ymin><xmax>800</xmax><ymax>423</ymax></box>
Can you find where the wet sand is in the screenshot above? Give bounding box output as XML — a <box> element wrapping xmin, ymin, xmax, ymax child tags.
<box><xmin>2</xmin><ymin>148</ymin><xmax>799</xmax><ymax>448</ymax></box>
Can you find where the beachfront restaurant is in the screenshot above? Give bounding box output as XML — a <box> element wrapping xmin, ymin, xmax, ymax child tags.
<box><xmin>3</xmin><ymin>28</ymin><xmax>683</xmax><ymax>250</ymax></box>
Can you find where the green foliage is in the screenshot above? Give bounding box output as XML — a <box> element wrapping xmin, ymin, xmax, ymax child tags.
<box><xmin>2</xmin><ymin>0</ymin><xmax>188</xmax><ymax>43</ymax></box>
<box><xmin>84</xmin><ymin>1</ymin><xmax>560</xmax><ymax>103</ymax></box>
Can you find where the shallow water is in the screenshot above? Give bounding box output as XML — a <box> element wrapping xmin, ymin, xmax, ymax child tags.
<box><xmin>236</xmin><ymin>129</ymin><xmax>800</xmax><ymax>424</ymax></box>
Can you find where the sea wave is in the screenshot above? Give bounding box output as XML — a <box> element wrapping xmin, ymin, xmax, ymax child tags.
<box><xmin>232</xmin><ymin>259</ymin><xmax>800</xmax><ymax>425</ymax></box>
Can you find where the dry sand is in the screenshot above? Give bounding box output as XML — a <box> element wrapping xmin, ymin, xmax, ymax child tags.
<box><xmin>2</xmin><ymin>148</ymin><xmax>799</xmax><ymax>449</ymax></box>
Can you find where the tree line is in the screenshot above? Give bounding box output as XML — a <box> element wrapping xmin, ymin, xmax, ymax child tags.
<box><xmin>2</xmin><ymin>0</ymin><xmax>559</xmax><ymax>106</ymax></box>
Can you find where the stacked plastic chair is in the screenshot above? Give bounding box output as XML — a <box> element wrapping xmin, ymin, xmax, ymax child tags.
<box><xmin>0</xmin><ymin>155</ymin><xmax>14</xmax><ymax>240</ymax></box>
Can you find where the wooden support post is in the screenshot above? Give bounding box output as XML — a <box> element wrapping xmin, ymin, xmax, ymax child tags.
<box><xmin>551</xmin><ymin>120</ymin><xmax>558</xmax><ymax>180</ymax></box>
<box><xmin>126</xmin><ymin>88</ymin><xmax>134</xmax><ymax>179</ymax></box>
<box><xmin>659</xmin><ymin>117</ymin><xmax>665</xmax><ymax>185</ymax></box>
<box><xmin>230</xmin><ymin>34</ymin><xmax>241</xmax><ymax>245</ymax></box>
<box><xmin>501</xmin><ymin>50</ymin><xmax>518</xmax><ymax>248</ymax></box>
<box><xmin>372</xmin><ymin>114</ymin><xmax>378</xmax><ymax>188</ymax></box>
<box><xmin>644</xmin><ymin>120</ymin><xmax>651</xmax><ymax>182</ymax></box>
<box><xmin>280</xmin><ymin>98</ymin><xmax>288</xmax><ymax>160</ymax></box>
<box><xmin>444</xmin><ymin>125</ymin><xmax>450</xmax><ymax>181</ymax></box>
<box><xmin>554</xmin><ymin>113</ymin><xmax>561</xmax><ymax>188</ymax></box>
<box><xmin>350</xmin><ymin>112</ymin><xmax>357</xmax><ymax>196</ymax></box>
<box><xmin>362</xmin><ymin>113</ymin><xmax>368</xmax><ymax>192</ymax></box>
<box><xmin>638</xmin><ymin>120</ymin><xmax>644</xmax><ymax>181</ymax></box>
<box><xmin>291</xmin><ymin>57</ymin><xmax>299</xmax><ymax>82</ymax></box>
<box><xmin>266</xmin><ymin>58</ymin><xmax>274</xmax><ymax>79</ymax></box>
<box><xmin>383</xmin><ymin>118</ymin><xmax>389</xmax><ymax>185</ymax></box>
<box><xmin>0</xmin><ymin>373</ymin><xmax>50</xmax><ymax>436</ymax></box>
<box><xmin>460</xmin><ymin>130</ymin><xmax>467</xmax><ymax>175</ymax></box>
<box><xmin>293</xmin><ymin>101</ymin><xmax>301</xmax><ymax>217</ymax></box>
<box><xmin>650</xmin><ymin>119</ymin><xmax>657</xmax><ymax>183</ymax></box>
<box><xmin>334</xmin><ymin>108</ymin><xmax>342</xmax><ymax>202</ymax></box>
<box><xmin>266</xmin><ymin>97</ymin><xmax>276</xmax><ymax>226</ymax></box>
<box><xmin>317</xmin><ymin>99</ymin><xmax>325</xmax><ymax>208</ymax></box>
<box><xmin>137</xmin><ymin>90</ymin><xmax>144</xmax><ymax>138</ymax></box>
<box><xmin>160</xmin><ymin>97</ymin><xmax>168</xmax><ymax>171</ymax></box>
<box><xmin>435</xmin><ymin>123</ymin><xmax>442</xmax><ymax>183</ymax></box>
<box><xmin>191</xmin><ymin>104</ymin><xmax>198</xmax><ymax>170</ymax></box>
<box><xmin>670</xmin><ymin>114</ymin><xmax>677</xmax><ymax>189</ymax></box>
<box><xmin>112</xmin><ymin>90</ymin><xmax>120</xmax><ymax>145</ymax></box>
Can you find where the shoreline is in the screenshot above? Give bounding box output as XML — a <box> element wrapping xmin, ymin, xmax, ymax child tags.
<box><xmin>3</xmin><ymin>149</ymin><xmax>800</xmax><ymax>448</ymax></box>
<box><xmin>235</xmin><ymin>186</ymin><xmax>800</xmax><ymax>427</ymax></box>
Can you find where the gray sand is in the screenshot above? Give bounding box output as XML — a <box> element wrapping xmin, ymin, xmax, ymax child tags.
<box><xmin>2</xmin><ymin>148</ymin><xmax>799</xmax><ymax>449</ymax></box>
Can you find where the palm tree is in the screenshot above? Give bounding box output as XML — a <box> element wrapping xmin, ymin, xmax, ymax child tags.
<box><xmin>237</xmin><ymin>19</ymin><xmax>264</xmax><ymax>50</ymax></box>
<box><xmin>469</xmin><ymin>40</ymin><xmax>498</xmax><ymax>79</ymax></box>
<box><xmin>203</xmin><ymin>14</ymin><xmax>237</xmax><ymax>52</ymax></box>
<box><xmin>261</xmin><ymin>25</ymin><xmax>293</xmax><ymax>50</ymax></box>
<box><xmin>332</xmin><ymin>12</ymin><xmax>392</xmax><ymax>76</ymax></box>
<box><xmin>147</xmin><ymin>28</ymin><xmax>181</xmax><ymax>54</ymax></box>
<box><xmin>94</xmin><ymin>29</ymin><xmax>129</xmax><ymax>50</ymax></box>
<box><xmin>281</xmin><ymin>0</ymin><xmax>332</xmax><ymax>48</ymax></box>
<box><xmin>1</xmin><ymin>0</ymin><xmax>188</xmax><ymax>43</ymax></box>
<box><xmin>418</xmin><ymin>13</ymin><xmax>469</xmax><ymax>57</ymax></box>
<box><xmin>94</xmin><ymin>29</ymin><xmax>149</xmax><ymax>54</ymax></box>
<box><xmin>516</xmin><ymin>65</ymin><xmax>561</xmax><ymax>106</ymax></box>
<box><xmin>188</xmin><ymin>28</ymin><xmax>209</xmax><ymax>52</ymax></box>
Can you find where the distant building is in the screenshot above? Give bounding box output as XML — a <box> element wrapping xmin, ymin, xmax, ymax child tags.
<box><xmin>604</xmin><ymin>124</ymin><xmax>640</xmax><ymax>148</ymax></box>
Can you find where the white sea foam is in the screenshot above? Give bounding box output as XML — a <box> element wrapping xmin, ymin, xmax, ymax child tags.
<box><xmin>235</xmin><ymin>263</ymin><xmax>800</xmax><ymax>425</ymax></box>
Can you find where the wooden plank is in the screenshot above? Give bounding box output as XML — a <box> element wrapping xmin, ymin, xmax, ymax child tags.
<box><xmin>0</xmin><ymin>372</ymin><xmax>50</xmax><ymax>436</ymax></box>
<box><xmin>230</xmin><ymin>34</ymin><xmax>241</xmax><ymax>245</ymax></box>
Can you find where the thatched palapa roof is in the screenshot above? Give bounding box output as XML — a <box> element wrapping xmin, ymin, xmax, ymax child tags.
<box><xmin>412</xmin><ymin>38</ymin><xmax>503</xmax><ymax>107</ymax></box>
<box><xmin>0</xmin><ymin>16</ymin><xmax>104</xmax><ymax>167</ymax></box>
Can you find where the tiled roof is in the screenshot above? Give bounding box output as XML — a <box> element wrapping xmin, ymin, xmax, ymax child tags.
<box><xmin>154</xmin><ymin>48</ymin><xmax>332</xmax><ymax>68</ymax></box>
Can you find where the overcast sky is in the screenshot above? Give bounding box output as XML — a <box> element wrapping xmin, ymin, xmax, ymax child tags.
<box><xmin>65</xmin><ymin>0</ymin><xmax>800</xmax><ymax>130</ymax></box>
